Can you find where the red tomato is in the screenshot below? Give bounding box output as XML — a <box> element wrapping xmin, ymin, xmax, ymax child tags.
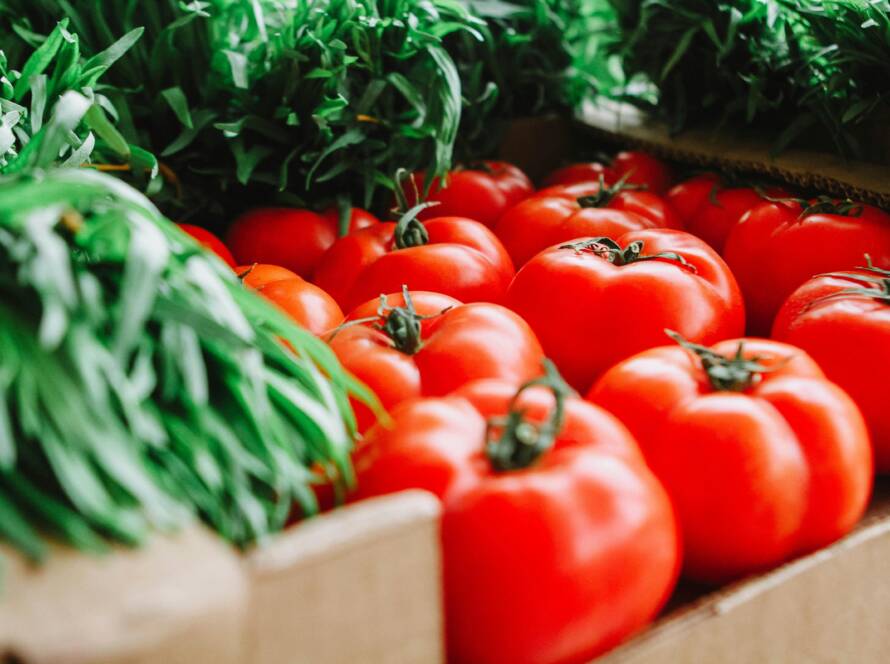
<box><xmin>257</xmin><ymin>277</ymin><xmax>344</xmax><ymax>335</ymax></box>
<box><xmin>226</xmin><ymin>206</ymin><xmax>379</xmax><ymax>279</ymax></box>
<box><xmin>773</xmin><ymin>262</ymin><xmax>890</xmax><ymax>471</ymax></box>
<box><xmin>505</xmin><ymin>229</ymin><xmax>744</xmax><ymax>392</ymax></box>
<box><xmin>330</xmin><ymin>290</ymin><xmax>543</xmax><ymax>432</ymax></box>
<box><xmin>178</xmin><ymin>223</ymin><xmax>236</xmax><ymax>267</ymax></box>
<box><xmin>612</xmin><ymin>151</ymin><xmax>674</xmax><ymax>195</ymax></box>
<box><xmin>404</xmin><ymin>161</ymin><xmax>534</xmax><ymax>228</ymax></box>
<box><xmin>314</xmin><ymin>215</ymin><xmax>514</xmax><ymax>311</ymax></box>
<box><xmin>667</xmin><ymin>175</ymin><xmax>787</xmax><ymax>252</ymax></box>
<box><xmin>543</xmin><ymin>161</ymin><xmax>616</xmax><ymax>188</ymax></box>
<box><xmin>724</xmin><ymin>198</ymin><xmax>890</xmax><ymax>335</ymax></box>
<box><xmin>588</xmin><ymin>336</ymin><xmax>872</xmax><ymax>583</ymax></box>
<box><xmin>353</xmin><ymin>368</ymin><xmax>679</xmax><ymax>664</ymax></box>
<box><xmin>496</xmin><ymin>179</ymin><xmax>675</xmax><ymax>267</ymax></box>
<box><xmin>235</xmin><ymin>263</ymin><xmax>299</xmax><ymax>289</ymax></box>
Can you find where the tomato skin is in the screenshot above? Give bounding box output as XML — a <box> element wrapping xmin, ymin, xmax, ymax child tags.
<box><xmin>257</xmin><ymin>277</ymin><xmax>344</xmax><ymax>335</ymax></box>
<box><xmin>588</xmin><ymin>339</ymin><xmax>872</xmax><ymax>583</ymax></box>
<box><xmin>353</xmin><ymin>379</ymin><xmax>680</xmax><ymax>664</ymax></box>
<box><xmin>331</xmin><ymin>293</ymin><xmax>543</xmax><ymax>432</ymax></box>
<box><xmin>505</xmin><ymin>229</ymin><xmax>744</xmax><ymax>392</ymax></box>
<box><xmin>314</xmin><ymin>217</ymin><xmax>515</xmax><ymax>311</ymax></box>
<box><xmin>612</xmin><ymin>151</ymin><xmax>674</xmax><ymax>195</ymax></box>
<box><xmin>178</xmin><ymin>223</ymin><xmax>236</xmax><ymax>267</ymax></box>
<box><xmin>406</xmin><ymin>161</ymin><xmax>534</xmax><ymax>228</ymax></box>
<box><xmin>235</xmin><ymin>263</ymin><xmax>299</xmax><ymax>289</ymax></box>
<box><xmin>773</xmin><ymin>271</ymin><xmax>890</xmax><ymax>471</ymax></box>
<box><xmin>227</xmin><ymin>207</ymin><xmax>379</xmax><ymax>279</ymax></box>
<box><xmin>664</xmin><ymin>173</ymin><xmax>719</xmax><ymax>222</ymax></box>
<box><xmin>543</xmin><ymin>161</ymin><xmax>616</xmax><ymax>188</ymax></box>
<box><xmin>495</xmin><ymin>196</ymin><xmax>660</xmax><ymax>267</ymax></box>
<box><xmin>723</xmin><ymin>199</ymin><xmax>890</xmax><ymax>335</ymax></box>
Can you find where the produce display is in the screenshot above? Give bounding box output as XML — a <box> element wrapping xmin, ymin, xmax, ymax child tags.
<box><xmin>3</xmin><ymin>2</ymin><xmax>890</xmax><ymax>664</ymax></box>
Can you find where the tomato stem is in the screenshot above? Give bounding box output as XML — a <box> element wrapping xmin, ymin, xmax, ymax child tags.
<box><xmin>576</xmin><ymin>172</ymin><xmax>644</xmax><ymax>208</ymax></box>
<box><xmin>485</xmin><ymin>359</ymin><xmax>572</xmax><ymax>472</ymax></box>
<box><xmin>811</xmin><ymin>255</ymin><xmax>890</xmax><ymax>306</ymax></box>
<box><xmin>757</xmin><ymin>191</ymin><xmax>864</xmax><ymax>220</ymax></box>
<box><xmin>666</xmin><ymin>330</ymin><xmax>781</xmax><ymax>392</ymax></box>
<box><xmin>559</xmin><ymin>237</ymin><xmax>697</xmax><ymax>272</ymax></box>
<box><xmin>391</xmin><ymin>169</ymin><xmax>437</xmax><ymax>249</ymax></box>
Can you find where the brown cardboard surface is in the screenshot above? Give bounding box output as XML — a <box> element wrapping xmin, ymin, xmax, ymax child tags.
<box><xmin>577</xmin><ymin>100</ymin><xmax>890</xmax><ymax>207</ymax></box>
<box><xmin>0</xmin><ymin>526</ymin><xmax>247</xmax><ymax>664</ymax></box>
<box><xmin>243</xmin><ymin>489</ymin><xmax>444</xmax><ymax>664</ymax></box>
<box><xmin>594</xmin><ymin>485</ymin><xmax>890</xmax><ymax>663</ymax></box>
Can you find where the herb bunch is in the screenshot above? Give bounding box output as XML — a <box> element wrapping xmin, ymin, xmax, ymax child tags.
<box><xmin>0</xmin><ymin>96</ymin><xmax>370</xmax><ymax>560</ymax></box>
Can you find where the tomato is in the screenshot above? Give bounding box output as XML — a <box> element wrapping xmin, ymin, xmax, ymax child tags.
<box><xmin>404</xmin><ymin>161</ymin><xmax>534</xmax><ymax>228</ymax></box>
<box><xmin>543</xmin><ymin>161</ymin><xmax>616</xmax><ymax>188</ymax></box>
<box><xmin>496</xmin><ymin>179</ymin><xmax>676</xmax><ymax>267</ymax></box>
<box><xmin>330</xmin><ymin>289</ymin><xmax>543</xmax><ymax>432</ymax></box>
<box><xmin>313</xmin><ymin>213</ymin><xmax>514</xmax><ymax>311</ymax></box>
<box><xmin>257</xmin><ymin>277</ymin><xmax>344</xmax><ymax>335</ymax></box>
<box><xmin>588</xmin><ymin>336</ymin><xmax>872</xmax><ymax>583</ymax></box>
<box><xmin>724</xmin><ymin>198</ymin><xmax>890</xmax><ymax>335</ymax></box>
<box><xmin>353</xmin><ymin>367</ymin><xmax>679</xmax><ymax>664</ymax></box>
<box><xmin>667</xmin><ymin>175</ymin><xmax>787</xmax><ymax>252</ymax></box>
<box><xmin>235</xmin><ymin>263</ymin><xmax>299</xmax><ymax>289</ymax></box>
<box><xmin>773</xmin><ymin>262</ymin><xmax>890</xmax><ymax>472</ymax></box>
<box><xmin>178</xmin><ymin>223</ymin><xmax>236</xmax><ymax>267</ymax></box>
<box><xmin>612</xmin><ymin>151</ymin><xmax>674</xmax><ymax>195</ymax></box>
<box><xmin>505</xmin><ymin>229</ymin><xmax>744</xmax><ymax>392</ymax></box>
<box><xmin>226</xmin><ymin>206</ymin><xmax>379</xmax><ymax>279</ymax></box>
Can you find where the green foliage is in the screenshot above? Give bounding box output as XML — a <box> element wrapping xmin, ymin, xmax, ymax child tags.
<box><xmin>1</xmin><ymin>1</ymin><xmax>584</xmax><ymax>218</ymax></box>
<box><xmin>608</xmin><ymin>0</ymin><xmax>890</xmax><ymax>159</ymax></box>
<box><xmin>0</xmin><ymin>95</ymin><xmax>371</xmax><ymax>561</ymax></box>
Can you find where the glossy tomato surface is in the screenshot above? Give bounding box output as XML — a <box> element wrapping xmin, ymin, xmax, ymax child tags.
<box><xmin>773</xmin><ymin>267</ymin><xmax>890</xmax><ymax>471</ymax></box>
<box><xmin>723</xmin><ymin>199</ymin><xmax>890</xmax><ymax>335</ymax></box>
<box><xmin>505</xmin><ymin>229</ymin><xmax>744</xmax><ymax>392</ymax></box>
<box><xmin>178</xmin><ymin>223</ymin><xmax>236</xmax><ymax>267</ymax></box>
<box><xmin>543</xmin><ymin>161</ymin><xmax>616</xmax><ymax>188</ymax></box>
<box><xmin>330</xmin><ymin>292</ymin><xmax>543</xmax><ymax>432</ymax></box>
<box><xmin>257</xmin><ymin>277</ymin><xmax>344</xmax><ymax>335</ymax></box>
<box><xmin>314</xmin><ymin>216</ymin><xmax>514</xmax><ymax>311</ymax></box>
<box><xmin>235</xmin><ymin>263</ymin><xmax>299</xmax><ymax>289</ymax></box>
<box><xmin>404</xmin><ymin>161</ymin><xmax>534</xmax><ymax>228</ymax></box>
<box><xmin>353</xmin><ymin>378</ymin><xmax>680</xmax><ymax>664</ymax></box>
<box><xmin>227</xmin><ymin>206</ymin><xmax>378</xmax><ymax>279</ymax></box>
<box><xmin>612</xmin><ymin>151</ymin><xmax>674</xmax><ymax>195</ymax></box>
<box><xmin>588</xmin><ymin>338</ymin><xmax>872</xmax><ymax>583</ymax></box>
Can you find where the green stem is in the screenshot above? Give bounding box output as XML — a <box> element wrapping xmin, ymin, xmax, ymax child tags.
<box><xmin>485</xmin><ymin>359</ymin><xmax>572</xmax><ymax>472</ymax></box>
<box><xmin>812</xmin><ymin>255</ymin><xmax>890</xmax><ymax>306</ymax></box>
<box><xmin>667</xmin><ymin>330</ymin><xmax>778</xmax><ymax>392</ymax></box>
<box><xmin>576</xmin><ymin>172</ymin><xmax>644</xmax><ymax>208</ymax></box>
<box><xmin>560</xmin><ymin>236</ymin><xmax>697</xmax><ymax>272</ymax></box>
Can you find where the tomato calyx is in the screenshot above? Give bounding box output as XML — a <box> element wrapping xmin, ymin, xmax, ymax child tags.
<box><xmin>485</xmin><ymin>359</ymin><xmax>572</xmax><ymax>472</ymax></box>
<box><xmin>813</xmin><ymin>256</ymin><xmax>890</xmax><ymax>306</ymax></box>
<box><xmin>667</xmin><ymin>330</ymin><xmax>778</xmax><ymax>392</ymax></box>
<box><xmin>392</xmin><ymin>168</ymin><xmax>438</xmax><ymax>249</ymax></box>
<box><xmin>759</xmin><ymin>191</ymin><xmax>864</xmax><ymax>220</ymax></box>
<box><xmin>559</xmin><ymin>236</ymin><xmax>697</xmax><ymax>272</ymax></box>
<box><xmin>576</xmin><ymin>173</ymin><xmax>644</xmax><ymax>209</ymax></box>
<box><xmin>236</xmin><ymin>263</ymin><xmax>257</xmax><ymax>282</ymax></box>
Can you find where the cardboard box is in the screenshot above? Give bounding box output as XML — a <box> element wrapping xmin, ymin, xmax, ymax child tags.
<box><xmin>0</xmin><ymin>490</ymin><xmax>444</xmax><ymax>664</ymax></box>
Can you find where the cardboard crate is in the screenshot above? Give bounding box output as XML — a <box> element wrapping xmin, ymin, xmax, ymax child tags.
<box><xmin>0</xmin><ymin>490</ymin><xmax>443</xmax><ymax>664</ymax></box>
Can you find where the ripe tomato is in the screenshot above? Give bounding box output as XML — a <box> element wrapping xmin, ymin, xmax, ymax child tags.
<box><xmin>496</xmin><ymin>178</ymin><xmax>677</xmax><ymax>267</ymax></box>
<box><xmin>543</xmin><ymin>161</ymin><xmax>616</xmax><ymax>188</ymax></box>
<box><xmin>667</xmin><ymin>175</ymin><xmax>787</xmax><ymax>252</ymax></box>
<box><xmin>612</xmin><ymin>151</ymin><xmax>674</xmax><ymax>195</ymax></box>
<box><xmin>256</xmin><ymin>277</ymin><xmax>344</xmax><ymax>336</ymax></box>
<box><xmin>313</xmin><ymin>213</ymin><xmax>514</xmax><ymax>311</ymax></box>
<box><xmin>724</xmin><ymin>197</ymin><xmax>890</xmax><ymax>335</ymax></box>
<box><xmin>353</xmin><ymin>367</ymin><xmax>679</xmax><ymax>664</ymax></box>
<box><xmin>178</xmin><ymin>223</ymin><xmax>236</xmax><ymax>267</ymax></box>
<box><xmin>404</xmin><ymin>161</ymin><xmax>534</xmax><ymax>228</ymax></box>
<box><xmin>773</xmin><ymin>261</ymin><xmax>890</xmax><ymax>471</ymax></box>
<box><xmin>505</xmin><ymin>229</ymin><xmax>744</xmax><ymax>392</ymax></box>
<box><xmin>588</xmin><ymin>336</ymin><xmax>872</xmax><ymax>583</ymax></box>
<box><xmin>329</xmin><ymin>289</ymin><xmax>543</xmax><ymax>432</ymax></box>
<box><xmin>226</xmin><ymin>206</ymin><xmax>379</xmax><ymax>279</ymax></box>
<box><xmin>235</xmin><ymin>263</ymin><xmax>299</xmax><ymax>288</ymax></box>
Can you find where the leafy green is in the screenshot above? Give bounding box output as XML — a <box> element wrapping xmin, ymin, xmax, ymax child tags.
<box><xmin>0</xmin><ymin>93</ymin><xmax>370</xmax><ymax>561</ymax></box>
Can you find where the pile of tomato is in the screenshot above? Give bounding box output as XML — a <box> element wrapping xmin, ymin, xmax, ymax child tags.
<box><xmin>180</xmin><ymin>150</ymin><xmax>890</xmax><ymax>664</ymax></box>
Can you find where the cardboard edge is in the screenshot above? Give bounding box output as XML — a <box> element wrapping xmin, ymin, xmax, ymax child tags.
<box><xmin>577</xmin><ymin>99</ymin><xmax>890</xmax><ymax>208</ymax></box>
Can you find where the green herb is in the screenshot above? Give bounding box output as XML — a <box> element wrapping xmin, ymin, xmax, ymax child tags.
<box><xmin>0</xmin><ymin>93</ymin><xmax>372</xmax><ymax>561</ymax></box>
